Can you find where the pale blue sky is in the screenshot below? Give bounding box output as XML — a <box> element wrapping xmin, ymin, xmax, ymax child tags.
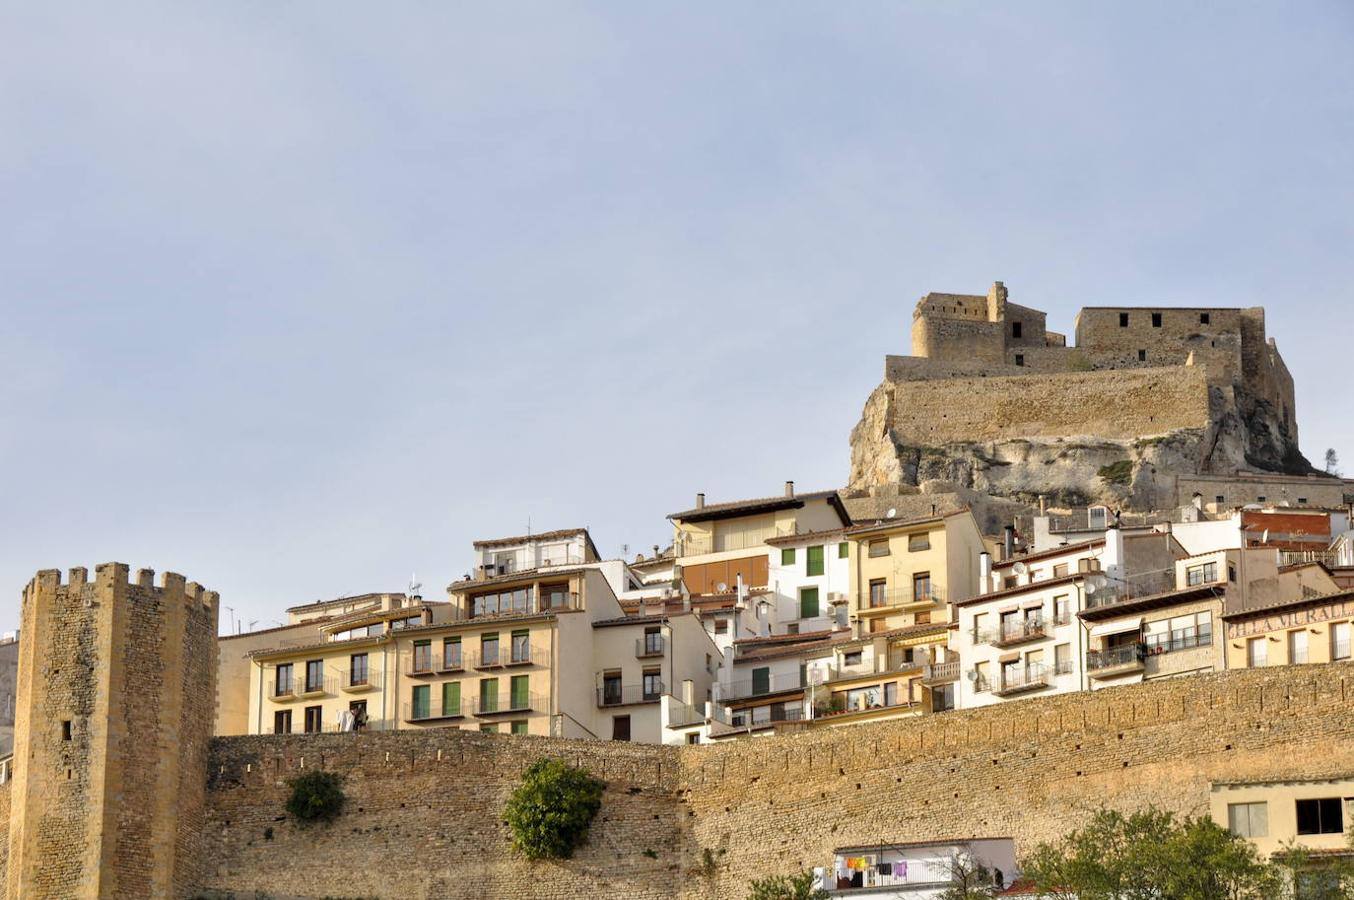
<box><xmin>2</xmin><ymin>3</ymin><xmax>1351</xmax><ymax>634</ymax></box>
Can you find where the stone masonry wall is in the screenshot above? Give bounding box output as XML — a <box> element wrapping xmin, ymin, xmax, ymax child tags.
<box><xmin>201</xmin><ymin>663</ymin><xmax>1354</xmax><ymax>900</ymax></box>
<box><xmin>889</xmin><ymin>364</ymin><xmax>1211</xmax><ymax>445</ymax></box>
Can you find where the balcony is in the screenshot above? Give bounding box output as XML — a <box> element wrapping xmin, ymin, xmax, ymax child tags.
<box><xmin>993</xmin><ymin>664</ymin><xmax>1052</xmax><ymax>697</ymax></box>
<box><xmin>340</xmin><ymin>671</ymin><xmax>381</xmax><ymax>693</ymax></box>
<box><xmin>636</xmin><ymin>635</ymin><xmax>666</xmax><ymax>659</ymax></box>
<box><xmin>477</xmin><ymin>692</ymin><xmax>543</xmax><ymax>716</ymax></box>
<box><xmin>269</xmin><ymin>677</ymin><xmax>333</xmax><ymax>701</ymax></box>
<box><xmin>978</xmin><ymin>618</ymin><xmax>1048</xmax><ymax>648</ymax></box>
<box><xmin>403</xmin><ymin>700</ymin><xmax>468</xmax><ymax>723</ymax></box>
<box><xmin>676</xmin><ymin>527</ymin><xmax>795</xmax><ymax>558</ymax></box>
<box><xmin>464</xmin><ymin>591</ymin><xmax>582</xmax><ymax>621</ymax></box>
<box><xmin>596</xmin><ymin>683</ymin><xmax>664</xmax><ymax>707</ymax></box>
<box><xmin>666</xmin><ymin>699</ymin><xmax>706</xmax><ymax>729</ymax></box>
<box><xmin>813</xmin><ymin>695</ymin><xmax>919</xmax><ymax>721</ymax></box>
<box><xmin>716</xmin><ymin>672</ymin><xmax>805</xmax><ymax>702</ymax></box>
<box><xmin>858</xmin><ymin>586</ymin><xmax>946</xmax><ymax>616</ymax></box>
<box><xmin>406</xmin><ymin>657</ymin><xmax>438</xmax><ymax>678</ymax></box>
<box><xmin>729</xmin><ymin>704</ymin><xmax>807</xmax><ymax>728</ymax></box>
<box><xmin>1088</xmin><ymin>644</ymin><xmax>1145</xmax><ymax>679</ymax></box>
<box><xmin>920</xmin><ymin>661</ymin><xmax>960</xmax><ymax>685</ymax></box>
<box><xmin>438</xmin><ymin>653</ymin><xmax>465</xmax><ymax>674</ymax></box>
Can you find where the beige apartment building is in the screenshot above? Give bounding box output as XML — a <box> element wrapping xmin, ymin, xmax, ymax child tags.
<box><xmin>1223</xmin><ymin>588</ymin><xmax>1354</xmax><ymax>671</ymax></box>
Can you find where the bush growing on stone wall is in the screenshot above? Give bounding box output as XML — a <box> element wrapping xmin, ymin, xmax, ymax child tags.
<box><xmin>745</xmin><ymin>871</ymin><xmax>828</xmax><ymax>900</ymax></box>
<box><xmin>1096</xmin><ymin>459</ymin><xmax>1134</xmax><ymax>485</ymax></box>
<box><xmin>285</xmin><ymin>770</ymin><xmax>345</xmax><ymax>825</ymax></box>
<box><xmin>504</xmin><ymin>759</ymin><xmax>604</xmax><ymax>860</ymax></box>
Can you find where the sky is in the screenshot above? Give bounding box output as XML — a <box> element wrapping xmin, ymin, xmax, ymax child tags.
<box><xmin>2</xmin><ymin>3</ymin><xmax>1352</xmax><ymax>635</ymax></box>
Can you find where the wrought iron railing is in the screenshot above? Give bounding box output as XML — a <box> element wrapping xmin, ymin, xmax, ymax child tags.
<box><xmin>596</xmin><ymin>683</ymin><xmax>664</xmax><ymax>707</ymax></box>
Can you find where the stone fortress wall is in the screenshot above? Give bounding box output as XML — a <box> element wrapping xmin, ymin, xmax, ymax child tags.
<box><xmin>2</xmin><ymin>565</ymin><xmax>217</xmax><ymax>900</ymax></box>
<box><xmin>191</xmin><ymin>663</ymin><xmax>1354</xmax><ymax>899</ymax></box>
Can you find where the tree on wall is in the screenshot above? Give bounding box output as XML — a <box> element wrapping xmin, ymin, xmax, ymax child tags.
<box><xmin>504</xmin><ymin>759</ymin><xmax>604</xmax><ymax>860</ymax></box>
<box><xmin>937</xmin><ymin>851</ymin><xmax>1003</xmax><ymax>899</ymax></box>
<box><xmin>1020</xmin><ymin>807</ymin><xmax>1281</xmax><ymax>899</ymax></box>
<box><xmin>1325</xmin><ymin>448</ymin><xmax>1340</xmax><ymax>475</ymax></box>
<box><xmin>285</xmin><ymin>770</ymin><xmax>345</xmax><ymax>825</ymax></box>
<box><xmin>745</xmin><ymin>870</ymin><xmax>828</xmax><ymax>900</ymax></box>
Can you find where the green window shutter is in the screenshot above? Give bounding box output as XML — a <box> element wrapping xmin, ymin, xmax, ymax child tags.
<box><xmin>752</xmin><ymin>667</ymin><xmax>770</xmax><ymax>696</ymax></box>
<box><xmin>481</xmin><ymin>678</ymin><xmax>498</xmax><ymax>713</ymax></box>
<box><xmin>806</xmin><ymin>545</ymin><xmax>824</xmax><ymax>577</ymax></box>
<box><xmin>412</xmin><ymin>684</ymin><xmax>430</xmax><ymax>719</ymax></box>
<box><xmin>800</xmin><ymin>587</ymin><xmax>820</xmax><ymax>619</ymax></box>
<box><xmin>838</xmin><ymin>542</ymin><xmax>849</xmax><ymax>559</ymax></box>
<box><xmin>781</xmin><ymin>547</ymin><xmax>795</xmax><ymax>566</ymax></box>
<box><xmin>510</xmin><ymin>675</ymin><xmax>529</xmax><ymax>710</ymax></box>
<box><xmin>442</xmin><ymin>681</ymin><xmax>461</xmax><ymax>716</ymax></box>
<box><xmin>511</xmin><ymin>720</ymin><xmax>528</xmax><ymax>735</ymax></box>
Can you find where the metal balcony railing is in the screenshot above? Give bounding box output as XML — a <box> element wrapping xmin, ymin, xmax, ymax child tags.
<box><xmin>731</xmin><ymin>704</ymin><xmax>807</xmax><ymax>727</ymax></box>
<box><xmin>462</xmin><ymin>592</ymin><xmax>582</xmax><ymax>621</ymax></box>
<box><xmin>341</xmin><ymin>670</ymin><xmax>381</xmax><ymax>691</ymax></box>
<box><xmin>636</xmin><ymin>635</ymin><xmax>666</xmax><ymax>658</ymax></box>
<box><xmin>404</xmin><ymin>700</ymin><xmax>468</xmax><ymax>722</ymax></box>
<box><xmin>676</xmin><ymin>527</ymin><xmax>796</xmax><ymax>558</ymax></box>
<box><xmin>596</xmin><ymin>683</ymin><xmax>664</xmax><ymax>707</ymax></box>
<box><xmin>813</xmin><ymin>695</ymin><xmax>918</xmax><ymax>720</ymax></box>
<box><xmin>407</xmin><ymin>656</ymin><xmax>438</xmax><ymax>677</ymax></box>
<box><xmin>1088</xmin><ymin>644</ymin><xmax>1144</xmax><ymax>671</ymax></box>
<box><xmin>438</xmin><ymin>651</ymin><xmax>465</xmax><ymax>673</ymax></box>
<box><xmin>666</xmin><ymin>699</ymin><xmax>705</xmax><ymax>729</ymax></box>
<box><xmin>976</xmin><ymin>618</ymin><xmax>1048</xmax><ymax>647</ymax></box>
<box><xmin>1142</xmin><ymin>628</ymin><xmax>1212</xmax><ymax>654</ymax></box>
<box><xmin>862</xmin><ymin>585</ymin><xmax>946</xmax><ymax>609</ymax></box>
<box><xmin>477</xmin><ymin>692</ymin><xmax>543</xmax><ymax>716</ymax></box>
<box><xmin>994</xmin><ymin>663</ymin><xmax>1052</xmax><ymax>695</ymax></box>
<box><xmin>715</xmin><ymin>672</ymin><xmax>804</xmax><ymax>701</ymax></box>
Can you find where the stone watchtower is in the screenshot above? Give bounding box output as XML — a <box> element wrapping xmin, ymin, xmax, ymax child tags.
<box><xmin>5</xmin><ymin>564</ymin><xmax>218</xmax><ymax>899</ymax></box>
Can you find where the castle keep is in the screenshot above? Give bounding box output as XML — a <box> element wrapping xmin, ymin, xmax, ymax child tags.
<box><xmin>850</xmin><ymin>283</ymin><xmax>1319</xmax><ymax>516</ymax></box>
<box><xmin>4</xmin><ymin>565</ymin><xmax>217</xmax><ymax>899</ymax></box>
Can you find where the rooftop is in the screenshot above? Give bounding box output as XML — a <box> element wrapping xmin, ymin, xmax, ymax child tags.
<box><xmin>1221</xmin><ymin>587</ymin><xmax>1354</xmax><ymax>622</ymax></box>
<box><xmin>667</xmin><ymin>488</ymin><xmax>850</xmax><ymax>525</ymax></box>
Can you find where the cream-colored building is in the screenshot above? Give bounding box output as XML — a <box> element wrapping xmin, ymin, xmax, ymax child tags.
<box><xmin>1223</xmin><ymin>589</ymin><xmax>1354</xmax><ymax>670</ymax></box>
<box><xmin>1212</xmin><ymin>777</ymin><xmax>1354</xmax><ymax>859</ymax></box>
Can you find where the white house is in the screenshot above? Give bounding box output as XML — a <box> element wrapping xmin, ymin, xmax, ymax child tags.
<box><xmin>817</xmin><ymin>838</ymin><xmax>1018</xmax><ymax>897</ymax></box>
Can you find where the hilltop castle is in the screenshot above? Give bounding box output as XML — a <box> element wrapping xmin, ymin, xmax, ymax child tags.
<box><xmin>848</xmin><ymin>282</ymin><xmax>1335</xmax><ymax>521</ymax></box>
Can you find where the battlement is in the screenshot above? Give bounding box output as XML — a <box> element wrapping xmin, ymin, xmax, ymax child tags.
<box><xmin>25</xmin><ymin>562</ymin><xmax>218</xmax><ymax>613</ymax></box>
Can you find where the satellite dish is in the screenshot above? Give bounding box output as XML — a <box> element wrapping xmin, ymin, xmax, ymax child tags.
<box><xmin>966</xmin><ymin>670</ymin><xmax>978</xmax><ymax>682</ymax></box>
<box><xmin>1085</xmin><ymin>581</ymin><xmax>1097</xmax><ymax>594</ymax></box>
<box><xmin>1012</xmin><ymin>561</ymin><xmax>1028</xmax><ymax>576</ymax></box>
<box><xmin>716</xmin><ymin>582</ymin><xmax>728</xmax><ymax>593</ymax></box>
<box><xmin>886</xmin><ymin>507</ymin><xmax>897</xmax><ymax>519</ymax></box>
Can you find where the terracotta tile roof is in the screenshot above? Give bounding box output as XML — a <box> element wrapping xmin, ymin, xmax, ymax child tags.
<box><xmin>993</xmin><ymin>539</ymin><xmax>1103</xmax><ymax>571</ymax></box>
<box><xmin>285</xmin><ymin>592</ymin><xmax>399</xmax><ymax>613</ymax></box>
<box><xmin>955</xmin><ymin>573</ymin><xmax>1087</xmax><ymax>607</ymax></box>
<box><xmin>472</xmin><ymin>528</ymin><xmax>592</xmax><ymax>550</ymax></box>
<box><xmin>836</xmin><ymin>621</ymin><xmax>953</xmax><ymax>648</ymax></box>
<box><xmin>735</xmin><ymin>631</ymin><xmax>851</xmax><ymax>662</ymax></box>
<box><xmin>1077</xmin><ymin>584</ymin><xmax>1223</xmax><ymax>622</ymax></box>
<box><xmin>763</xmin><ymin>527</ymin><xmax>851</xmax><ymax>546</ymax></box>
<box><xmin>667</xmin><ymin>489</ymin><xmax>850</xmax><ymax>525</ymax></box>
<box><xmin>734</xmin><ymin>628</ymin><xmax>840</xmax><ymax>647</ymax></box>
<box><xmin>446</xmin><ymin>566</ymin><xmax>587</xmax><ymax>592</ymax></box>
<box><xmin>845</xmin><ymin>508</ymin><xmax>972</xmax><ymax>536</ymax></box>
<box><xmin>1221</xmin><ymin>587</ymin><xmax>1354</xmax><ymax>621</ymax></box>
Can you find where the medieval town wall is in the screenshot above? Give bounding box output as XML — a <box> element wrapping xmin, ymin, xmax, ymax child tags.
<box><xmin>887</xmin><ymin>364</ymin><xmax>1211</xmax><ymax>445</ymax></box>
<box><xmin>199</xmin><ymin>662</ymin><xmax>1354</xmax><ymax>900</ymax></box>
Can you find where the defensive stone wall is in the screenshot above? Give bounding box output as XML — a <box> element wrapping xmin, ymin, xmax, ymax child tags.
<box><xmin>5</xmin><ymin>565</ymin><xmax>218</xmax><ymax>900</ymax></box>
<box><xmin>199</xmin><ymin>663</ymin><xmax>1354</xmax><ymax>900</ymax></box>
<box><xmin>888</xmin><ymin>364</ymin><xmax>1211</xmax><ymax>445</ymax></box>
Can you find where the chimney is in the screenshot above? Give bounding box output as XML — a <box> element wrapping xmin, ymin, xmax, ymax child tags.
<box><xmin>1038</xmin><ymin>494</ymin><xmax>1047</xmax><ymax>516</ymax></box>
<box><xmin>1002</xmin><ymin>525</ymin><xmax>1015</xmax><ymax>562</ymax></box>
<box><xmin>785</xmin><ymin>480</ymin><xmax>795</xmax><ymax>498</ymax></box>
<box><xmin>653</xmin><ymin>544</ymin><xmax>660</xmax><ymax>558</ymax></box>
<box><xmin>1192</xmin><ymin>492</ymin><xmax>1204</xmax><ymax>512</ymax></box>
<box><xmin>1103</xmin><ymin>518</ymin><xmax>1125</xmax><ymax>581</ymax></box>
<box><xmin>695</xmin><ymin>492</ymin><xmax>705</xmax><ymax>509</ymax></box>
<box><xmin>979</xmin><ymin>551</ymin><xmax>992</xmax><ymax>595</ymax></box>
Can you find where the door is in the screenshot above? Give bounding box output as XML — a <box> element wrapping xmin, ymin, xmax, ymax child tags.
<box><xmin>602</xmin><ymin>674</ymin><xmax>622</xmax><ymax>705</ymax></box>
<box><xmin>306</xmin><ymin>660</ymin><xmax>323</xmax><ymax>692</ymax></box>
<box><xmin>799</xmin><ymin>587</ymin><xmax>819</xmax><ymax>619</ymax></box>
<box><xmin>349</xmin><ymin>700</ymin><xmax>368</xmax><ymax>730</ymax></box>
<box><xmin>411</xmin><ymin>684</ymin><xmax>430</xmax><ymax>719</ymax></box>
<box><xmin>751</xmin><ymin>667</ymin><xmax>770</xmax><ymax>696</ymax></box>
<box><xmin>480</xmin><ymin>678</ymin><xmax>499</xmax><ymax>713</ymax></box>
<box><xmin>273</xmin><ymin>709</ymin><xmax>291</xmax><ymax>735</ymax></box>
<box><xmin>912</xmin><ymin>572</ymin><xmax>932</xmax><ymax>602</ymax></box>
<box><xmin>510</xmin><ymin>675</ymin><xmax>529</xmax><ymax>710</ymax></box>
<box><xmin>612</xmin><ymin>715</ymin><xmax>631</xmax><ymax>741</ymax></box>
<box><xmin>304</xmin><ymin>705</ymin><xmax>322</xmax><ymax>734</ymax></box>
<box><xmin>441</xmin><ymin>682</ymin><xmax>460</xmax><ymax>718</ymax></box>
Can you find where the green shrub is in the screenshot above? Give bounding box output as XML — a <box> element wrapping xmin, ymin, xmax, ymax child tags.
<box><xmin>1097</xmin><ymin>459</ymin><xmax>1134</xmax><ymax>485</ymax></box>
<box><xmin>285</xmin><ymin>770</ymin><xmax>345</xmax><ymax>825</ymax></box>
<box><xmin>746</xmin><ymin>871</ymin><xmax>828</xmax><ymax>900</ymax></box>
<box><xmin>504</xmin><ymin>759</ymin><xmax>604</xmax><ymax>859</ymax></box>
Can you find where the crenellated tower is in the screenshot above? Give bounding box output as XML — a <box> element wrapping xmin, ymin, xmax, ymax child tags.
<box><xmin>5</xmin><ymin>564</ymin><xmax>218</xmax><ymax>899</ymax></box>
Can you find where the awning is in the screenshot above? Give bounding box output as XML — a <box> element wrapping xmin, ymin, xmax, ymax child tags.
<box><xmin>1090</xmin><ymin>618</ymin><xmax>1144</xmax><ymax>638</ymax></box>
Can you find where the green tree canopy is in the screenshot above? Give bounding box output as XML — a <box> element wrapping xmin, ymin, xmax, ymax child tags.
<box><xmin>504</xmin><ymin>758</ymin><xmax>604</xmax><ymax>860</ymax></box>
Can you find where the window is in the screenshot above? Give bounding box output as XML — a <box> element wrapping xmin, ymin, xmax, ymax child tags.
<box><xmin>62</xmin><ymin>720</ymin><xmax>72</xmax><ymax>741</ymax></box>
<box><xmin>612</xmin><ymin>715</ymin><xmax>631</xmax><ymax>741</ymax></box>
<box><xmin>273</xmin><ymin>709</ymin><xmax>292</xmax><ymax>734</ymax></box>
<box><xmin>1012</xmin><ymin>321</ymin><xmax>1023</xmax><ymax>339</ymax></box>
<box><xmin>1247</xmin><ymin>637</ymin><xmax>1268</xmax><ymax>668</ymax></box>
<box><xmin>1228</xmin><ymin>802</ymin><xmax>1268</xmax><ymax>838</ymax></box>
<box><xmin>751</xmin><ymin>667</ymin><xmax>770</xmax><ymax>696</ymax></box>
<box><xmin>973</xmin><ymin>661</ymin><xmax>990</xmax><ymax>691</ymax></box>
<box><xmin>510</xmin><ymin>675</ymin><xmax>530</xmax><ymax>709</ymax></box>
<box><xmin>843</xmin><ymin>650</ymin><xmax>863</xmax><ymax>666</ymax></box>
<box><xmin>1145</xmin><ymin>612</ymin><xmax>1212</xmax><ymax>653</ymax></box>
<box><xmin>1137</xmin><ymin>349</ymin><xmax>1147</xmax><ymax>361</ymax></box>
<box><xmin>787</xmin><ymin>623</ymin><xmax>799</xmax><ymax>635</ymax></box>
<box><xmin>471</xmin><ymin>587</ymin><xmax>532</xmax><ymax>617</ymax></box>
<box><xmin>442</xmin><ymin>681</ymin><xmax>461</xmax><ymax>717</ymax></box>
<box><xmin>915</xmin><ymin>611</ymin><xmax>931</xmax><ymax>625</ymax></box>
<box><xmin>1052</xmin><ymin>563</ymin><xmax>1068</xmax><ymax>578</ymax></box>
<box><xmin>481</xmin><ymin>633</ymin><xmax>500</xmax><ymax>667</ymax></box>
<box><xmin>884</xmin><ymin>681</ymin><xmax>899</xmax><ymax>707</ymax></box>
<box><xmin>1296</xmin><ymin>798</ymin><xmax>1344</xmax><ymax>835</ymax></box>
<box><xmin>686</xmin><ymin>733</ymin><xmax>700</xmax><ymax>745</ymax></box>
<box><xmin>411</xmin><ymin>684</ymin><xmax>430</xmax><ymax>719</ymax></box>
<box><xmin>1228</xmin><ymin>565</ymin><xmax>1237</xmax><ymax>582</ymax></box>
<box><xmin>1298</xmin><ymin>497</ymin><xmax>1308</xmax><ymax>505</ymax></box>
<box><xmin>913</xmin><ymin>572</ymin><xmax>932</xmax><ymax>602</ymax></box>
<box><xmin>304</xmin><ymin>705</ymin><xmax>323</xmax><ymax>734</ymax></box>
<box><xmin>868</xmin><ymin>540</ymin><xmax>890</xmax><ymax>558</ymax></box>
<box><xmin>1055</xmin><ymin>643</ymin><xmax>1072</xmax><ymax>674</ymax></box>
<box><xmin>1186</xmin><ymin>562</ymin><xmax>1218</xmax><ymax>586</ymax></box>
<box><xmin>838</xmin><ymin>542</ymin><xmax>849</xmax><ymax>559</ymax></box>
<box><xmin>805</xmin><ymin>545</ymin><xmax>825</xmax><ymax>577</ymax></box>
<box><xmin>781</xmin><ymin>548</ymin><xmax>796</xmax><ymax>566</ymax></box>
<box><xmin>869</xmin><ymin>579</ymin><xmax>887</xmax><ymax>608</ymax></box>
<box><xmin>442</xmin><ymin>637</ymin><xmax>462</xmax><ymax>670</ymax></box>
<box><xmin>932</xmin><ymin>683</ymin><xmax>955</xmax><ymax>712</ymax></box>
<box><xmin>1216</xmin><ymin>495</ymin><xmax>1225</xmax><ymax>505</ymax></box>
<box><xmin>799</xmin><ymin>587</ymin><xmax>820</xmax><ymax>619</ymax></box>
<box><xmin>1119</xmin><ymin>312</ymin><xmax>1129</xmax><ymax>327</ymax></box>
<box><xmin>480</xmin><ymin>678</ymin><xmax>499</xmax><ymax>713</ymax></box>
<box><xmin>1200</xmin><ymin>312</ymin><xmax>1211</xmax><ymax>325</ymax></box>
<box><xmin>349</xmin><ymin>653</ymin><xmax>368</xmax><ymax>686</ymax></box>
<box><xmin>908</xmin><ymin>532</ymin><xmax>931</xmax><ymax>552</ymax></box>
<box><xmin>412</xmin><ymin>640</ymin><xmax>432</xmax><ymax>673</ymax></box>
<box><xmin>480</xmin><ymin>723</ymin><xmax>498</xmax><ymax>734</ymax></box>
<box><xmin>1151</xmin><ymin>312</ymin><xmax>1162</xmax><ymax>327</ymax></box>
<box><xmin>1257</xmin><ymin>496</ymin><xmax>1266</xmax><ymax>503</ymax></box>
<box><xmin>602</xmin><ymin>672</ymin><xmax>622</xmax><ymax>706</ymax></box>
<box><xmin>1015</xmin><ymin>354</ymin><xmax>1025</xmax><ymax>367</ymax></box>
<box><xmin>305</xmin><ymin>659</ymin><xmax>324</xmax><ymax>692</ymax></box>
<box><xmin>714</xmin><ymin>619</ymin><xmax>729</xmax><ymax>635</ymax></box>
<box><xmin>1333</xmin><ymin>622</ymin><xmax>1351</xmax><ymax>661</ymax></box>
<box><xmin>1289</xmin><ymin>630</ymin><xmax>1309</xmax><ymax>665</ymax></box>
<box><xmin>510</xmin><ymin>630</ymin><xmax>530</xmax><ymax>663</ymax></box>
<box><xmin>1054</xmin><ymin>595</ymin><xmax>1070</xmax><ymax>624</ymax></box>
<box><xmin>542</xmin><ymin>583</ymin><xmax>571</xmax><ymax>609</ymax></box>
<box><xmin>642</xmin><ymin>669</ymin><xmax>662</xmax><ymax>700</ymax></box>
<box><xmin>643</xmin><ymin>627</ymin><xmax>663</xmax><ymax>655</ymax></box>
<box><xmin>510</xmin><ymin>720</ymin><xmax>528</xmax><ymax>735</ymax></box>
